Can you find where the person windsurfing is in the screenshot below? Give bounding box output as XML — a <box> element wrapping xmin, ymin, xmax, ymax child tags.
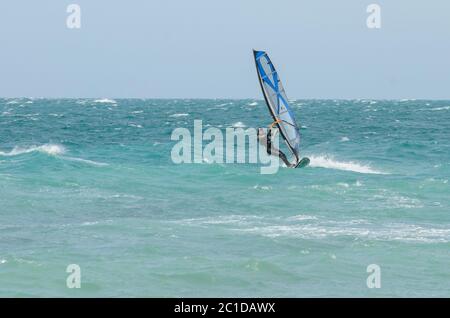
<box><xmin>253</xmin><ymin>49</ymin><xmax>310</xmax><ymax>169</ymax></box>
<box><xmin>257</xmin><ymin>125</ymin><xmax>298</xmax><ymax>168</ymax></box>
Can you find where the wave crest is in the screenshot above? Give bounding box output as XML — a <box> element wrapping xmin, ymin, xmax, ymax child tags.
<box><xmin>0</xmin><ymin>144</ymin><xmax>65</xmax><ymax>156</ymax></box>
<box><xmin>308</xmin><ymin>155</ymin><xmax>387</xmax><ymax>174</ymax></box>
<box><xmin>93</xmin><ymin>98</ymin><xmax>117</xmax><ymax>104</ymax></box>
<box><xmin>0</xmin><ymin>144</ymin><xmax>107</xmax><ymax>167</ymax></box>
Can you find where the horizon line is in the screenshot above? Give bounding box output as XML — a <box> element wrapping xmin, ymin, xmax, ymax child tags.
<box><xmin>1</xmin><ymin>96</ymin><xmax>450</xmax><ymax>101</ymax></box>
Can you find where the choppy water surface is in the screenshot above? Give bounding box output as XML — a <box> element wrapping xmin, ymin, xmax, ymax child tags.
<box><xmin>0</xmin><ymin>98</ymin><xmax>449</xmax><ymax>297</ymax></box>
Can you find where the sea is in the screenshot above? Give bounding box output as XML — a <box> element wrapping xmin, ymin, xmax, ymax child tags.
<box><xmin>0</xmin><ymin>98</ymin><xmax>449</xmax><ymax>297</ymax></box>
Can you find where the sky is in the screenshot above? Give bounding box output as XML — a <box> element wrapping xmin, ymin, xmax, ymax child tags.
<box><xmin>0</xmin><ymin>0</ymin><xmax>449</xmax><ymax>99</ymax></box>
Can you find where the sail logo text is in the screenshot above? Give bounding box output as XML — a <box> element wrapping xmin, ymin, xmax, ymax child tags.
<box><xmin>171</xmin><ymin>120</ymin><xmax>281</xmax><ymax>174</ymax></box>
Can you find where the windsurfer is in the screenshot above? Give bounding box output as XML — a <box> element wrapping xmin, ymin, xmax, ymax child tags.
<box><xmin>257</xmin><ymin>127</ymin><xmax>297</xmax><ymax>168</ymax></box>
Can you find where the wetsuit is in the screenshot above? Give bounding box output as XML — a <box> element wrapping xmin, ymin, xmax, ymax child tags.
<box><xmin>258</xmin><ymin>128</ymin><xmax>296</xmax><ymax>167</ymax></box>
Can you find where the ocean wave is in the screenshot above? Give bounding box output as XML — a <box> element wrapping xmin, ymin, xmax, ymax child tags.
<box><xmin>63</xmin><ymin>156</ymin><xmax>109</xmax><ymax>167</ymax></box>
<box><xmin>0</xmin><ymin>144</ymin><xmax>65</xmax><ymax>156</ymax></box>
<box><xmin>170</xmin><ymin>113</ymin><xmax>189</xmax><ymax>118</ymax></box>
<box><xmin>370</xmin><ymin>190</ymin><xmax>423</xmax><ymax>209</ymax></box>
<box><xmin>253</xmin><ymin>185</ymin><xmax>272</xmax><ymax>191</ymax></box>
<box><xmin>417</xmin><ymin>106</ymin><xmax>450</xmax><ymax>112</ymax></box>
<box><xmin>172</xmin><ymin>215</ymin><xmax>265</xmax><ymax>226</ymax></box>
<box><xmin>286</xmin><ymin>214</ymin><xmax>318</xmax><ymax>221</ymax></box>
<box><xmin>0</xmin><ymin>144</ymin><xmax>108</xmax><ymax>167</ymax></box>
<box><xmin>173</xmin><ymin>214</ymin><xmax>450</xmax><ymax>243</ymax></box>
<box><xmin>93</xmin><ymin>98</ymin><xmax>117</xmax><ymax>104</ymax></box>
<box><xmin>81</xmin><ymin>221</ymin><xmax>100</xmax><ymax>226</ymax></box>
<box><xmin>248</xmin><ymin>101</ymin><xmax>258</xmax><ymax>106</ymax></box>
<box><xmin>49</xmin><ymin>113</ymin><xmax>63</xmax><ymax>117</ymax></box>
<box><xmin>307</xmin><ymin>155</ymin><xmax>388</xmax><ymax>174</ymax></box>
<box><xmin>238</xmin><ymin>223</ymin><xmax>450</xmax><ymax>243</ymax></box>
<box><xmin>430</xmin><ymin>106</ymin><xmax>450</xmax><ymax>111</ymax></box>
<box><xmin>215</xmin><ymin>102</ymin><xmax>232</xmax><ymax>107</ymax></box>
<box><xmin>232</xmin><ymin>121</ymin><xmax>246</xmax><ymax>128</ymax></box>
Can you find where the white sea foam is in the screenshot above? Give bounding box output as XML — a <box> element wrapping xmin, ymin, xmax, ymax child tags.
<box><xmin>371</xmin><ymin>191</ymin><xmax>423</xmax><ymax>209</ymax></box>
<box><xmin>93</xmin><ymin>98</ymin><xmax>117</xmax><ymax>104</ymax></box>
<box><xmin>81</xmin><ymin>221</ymin><xmax>100</xmax><ymax>226</ymax></box>
<box><xmin>430</xmin><ymin>106</ymin><xmax>450</xmax><ymax>111</ymax></box>
<box><xmin>340</xmin><ymin>137</ymin><xmax>350</xmax><ymax>142</ymax></box>
<box><xmin>238</xmin><ymin>222</ymin><xmax>450</xmax><ymax>243</ymax></box>
<box><xmin>170</xmin><ymin>113</ymin><xmax>189</xmax><ymax>117</ymax></box>
<box><xmin>128</xmin><ymin>123</ymin><xmax>143</xmax><ymax>128</ymax></box>
<box><xmin>253</xmin><ymin>185</ymin><xmax>272</xmax><ymax>191</ymax></box>
<box><xmin>418</xmin><ymin>106</ymin><xmax>450</xmax><ymax>112</ymax></box>
<box><xmin>64</xmin><ymin>156</ymin><xmax>109</xmax><ymax>167</ymax></box>
<box><xmin>308</xmin><ymin>155</ymin><xmax>388</xmax><ymax>174</ymax></box>
<box><xmin>248</xmin><ymin>101</ymin><xmax>258</xmax><ymax>106</ymax></box>
<box><xmin>0</xmin><ymin>144</ymin><xmax>65</xmax><ymax>156</ymax></box>
<box><xmin>232</xmin><ymin>121</ymin><xmax>246</xmax><ymax>128</ymax></box>
<box><xmin>287</xmin><ymin>214</ymin><xmax>318</xmax><ymax>221</ymax></box>
<box><xmin>174</xmin><ymin>215</ymin><xmax>265</xmax><ymax>226</ymax></box>
<box><xmin>216</xmin><ymin>103</ymin><xmax>231</xmax><ymax>107</ymax></box>
<box><xmin>0</xmin><ymin>144</ymin><xmax>108</xmax><ymax>167</ymax></box>
<box><xmin>172</xmin><ymin>214</ymin><xmax>450</xmax><ymax>243</ymax></box>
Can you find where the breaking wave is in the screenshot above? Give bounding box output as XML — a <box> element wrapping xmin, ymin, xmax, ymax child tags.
<box><xmin>0</xmin><ymin>144</ymin><xmax>65</xmax><ymax>156</ymax></box>
<box><xmin>93</xmin><ymin>98</ymin><xmax>117</xmax><ymax>104</ymax></box>
<box><xmin>308</xmin><ymin>155</ymin><xmax>388</xmax><ymax>174</ymax></box>
<box><xmin>0</xmin><ymin>144</ymin><xmax>107</xmax><ymax>167</ymax></box>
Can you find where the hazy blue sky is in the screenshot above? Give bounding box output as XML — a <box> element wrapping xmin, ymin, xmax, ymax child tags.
<box><xmin>0</xmin><ymin>1</ymin><xmax>449</xmax><ymax>99</ymax></box>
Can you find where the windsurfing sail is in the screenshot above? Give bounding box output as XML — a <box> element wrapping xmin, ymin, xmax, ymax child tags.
<box><xmin>253</xmin><ymin>50</ymin><xmax>301</xmax><ymax>163</ymax></box>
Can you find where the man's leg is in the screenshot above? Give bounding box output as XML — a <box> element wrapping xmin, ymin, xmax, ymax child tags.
<box><xmin>278</xmin><ymin>151</ymin><xmax>294</xmax><ymax>167</ymax></box>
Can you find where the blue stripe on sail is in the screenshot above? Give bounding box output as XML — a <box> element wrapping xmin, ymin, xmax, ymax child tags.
<box><xmin>256</xmin><ymin>57</ymin><xmax>286</xmax><ymax>115</ymax></box>
<box><xmin>255</xmin><ymin>51</ymin><xmax>266</xmax><ymax>59</ymax></box>
<box><xmin>256</xmin><ymin>61</ymin><xmax>277</xmax><ymax>92</ymax></box>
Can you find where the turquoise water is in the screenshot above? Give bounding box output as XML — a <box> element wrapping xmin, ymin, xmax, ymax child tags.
<box><xmin>0</xmin><ymin>98</ymin><xmax>449</xmax><ymax>297</ymax></box>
